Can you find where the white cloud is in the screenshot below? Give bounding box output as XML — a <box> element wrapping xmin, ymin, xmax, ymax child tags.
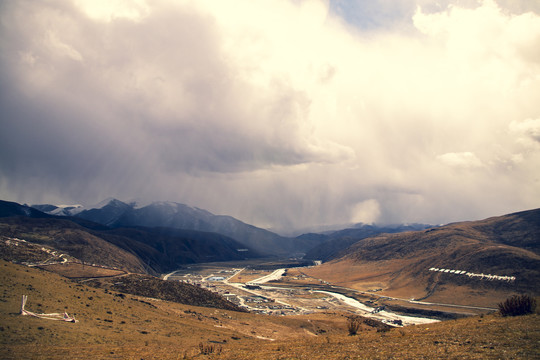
<box><xmin>74</xmin><ymin>0</ymin><xmax>150</xmax><ymax>22</ymax></box>
<box><xmin>45</xmin><ymin>31</ymin><xmax>83</xmax><ymax>61</ymax></box>
<box><xmin>350</xmin><ymin>199</ymin><xmax>381</xmax><ymax>224</ymax></box>
<box><xmin>510</xmin><ymin>118</ymin><xmax>540</xmax><ymax>144</ymax></box>
<box><xmin>437</xmin><ymin>152</ymin><xmax>483</xmax><ymax>168</ymax></box>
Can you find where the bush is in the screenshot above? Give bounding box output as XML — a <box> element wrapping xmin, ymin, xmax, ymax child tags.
<box><xmin>498</xmin><ymin>294</ymin><xmax>537</xmax><ymax>317</ymax></box>
<box><xmin>198</xmin><ymin>342</ymin><xmax>222</xmax><ymax>355</ymax></box>
<box><xmin>347</xmin><ymin>316</ymin><xmax>362</xmax><ymax>335</ymax></box>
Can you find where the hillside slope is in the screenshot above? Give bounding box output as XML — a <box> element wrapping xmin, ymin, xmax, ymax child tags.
<box><xmin>302</xmin><ymin>223</ymin><xmax>433</xmax><ymax>262</ymax></box>
<box><xmin>0</xmin><ymin>200</ymin><xmax>261</xmax><ymax>274</ymax></box>
<box><xmin>304</xmin><ymin>209</ymin><xmax>540</xmax><ymax>307</ymax></box>
<box><xmin>1</xmin><ymin>260</ymin><xmax>538</xmax><ymax>359</ymax></box>
<box><xmin>0</xmin><ymin>217</ymin><xmax>148</xmax><ymax>273</ymax></box>
<box><xmin>99</xmin><ymin>227</ymin><xmax>261</xmax><ymax>271</ymax></box>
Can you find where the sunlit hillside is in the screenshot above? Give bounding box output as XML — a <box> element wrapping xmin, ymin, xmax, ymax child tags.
<box><xmin>303</xmin><ymin>209</ymin><xmax>540</xmax><ymax>308</ymax></box>
<box><xmin>1</xmin><ymin>260</ymin><xmax>538</xmax><ymax>359</ymax></box>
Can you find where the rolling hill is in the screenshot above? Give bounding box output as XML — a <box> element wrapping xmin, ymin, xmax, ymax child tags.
<box><xmin>302</xmin><ymin>223</ymin><xmax>433</xmax><ymax>262</ymax></box>
<box><xmin>303</xmin><ymin>208</ymin><xmax>540</xmax><ymax>307</ymax></box>
<box><xmin>0</xmin><ymin>200</ymin><xmax>261</xmax><ymax>274</ymax></box>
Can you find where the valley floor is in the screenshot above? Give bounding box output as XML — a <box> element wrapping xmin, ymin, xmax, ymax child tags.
<box><xmin>163</xmin><ymin>260</ymin><xmax>489</xmax><ymax>323</ymax></box>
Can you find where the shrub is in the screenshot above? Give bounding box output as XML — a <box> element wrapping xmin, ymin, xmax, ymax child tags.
<box><xmin>347</xmin><ymin>316</ymin><xmax>362</xmax><ymax>335</ymax></box>
<box><xmin>198</xmin><ymin>342</ymin><xmax>222</xmax><ymax>355</ymax></box>
<box><xmin>498</xmin><ymin>294</ymin><xmax>537</xmax><ymax>317</ymax></box>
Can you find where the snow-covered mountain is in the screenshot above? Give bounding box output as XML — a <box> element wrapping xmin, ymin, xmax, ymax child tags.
<box><xmin>30</xmin><ymin>203</ymin><xmax>85</xmax><ymax>216</ymax></box>
<box><xmin>35</xmin><ymin>198</ymin><xmax>322</xmax><ymax>256</ymax></box>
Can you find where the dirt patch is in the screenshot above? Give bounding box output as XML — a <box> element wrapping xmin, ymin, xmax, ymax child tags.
<box><xmin>38</xmin><ymin>263</ymin><xmax>126</xmax><ymax>278</ymax></box>
<box><xmin>228</xmin><ymin>269</ymin><xmax>270</xmax><ymax>284</ymax></box>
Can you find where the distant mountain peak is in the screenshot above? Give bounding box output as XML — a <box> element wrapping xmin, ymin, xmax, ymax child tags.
<box><xmin>104</xmin><ymin>198</ymin><xmax>128</xmax><ymax>207</ymax></box>
<box><xmin>30</xmin><ymin>203</ymin><xmax>85</xmax><ymax>216</ymax></box>
<box><xmin>24</xmin><ymin>197</ymin><xmax>327</xmax><ymax>256</ymax></box>
<box><xmin>56</xmin><ymin>204</ymin><xmax>84</xmax><ymax>209</ymax></box>
<box><xmin>87</xmin><ymin>197</ymin><xmax>115</xmax><ymax>209</ymax></box>
<box><xmin>69</xmin><ymin>198</ymin><xmax>309</xmax><ymax>256</ymax></box>
<box><xmin>127</xmin><ymin>199</ymin><xmax>200</xmax><ymax>212</ymax></box>
<box><xmin>130</xmin><ymin>201</ymin><xmax>149</xmax><ymax>209</ymax></box>
<box><xmin>127</xmin><ymin>198</ymin><xmax>160</xmax><ymax>209</ymax></box>
<box><xmin>149</xmin><ymin>201</ymin><xmax>183</xmax><ymax>209</ymax></box>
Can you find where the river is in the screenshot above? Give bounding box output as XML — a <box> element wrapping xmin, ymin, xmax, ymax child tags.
<box><xmin>314</xmin><ymin>290</ymin><xmax>439</xmax><ymax>326</ymax></box>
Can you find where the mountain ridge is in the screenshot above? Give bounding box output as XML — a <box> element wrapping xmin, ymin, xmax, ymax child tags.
<box><xmin>0</xmin><ymin>200</ymin><xmax>261</xmax><ymax>274</ymax></box>
<box><xmin>303</xmin><ymin>208</ymin><xmax>540</xmax><ymax>306</ymax></box>
<box><xmin>302</xmin><ymin>223</ymin><xmax>434</xmax><ymax>262</ymax></box>
<box><xmin>35</xmin><ymin>198</ymin><xmax>324</xmax><ymax>256</ymax></box>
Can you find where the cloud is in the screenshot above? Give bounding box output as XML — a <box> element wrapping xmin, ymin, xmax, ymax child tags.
<box><xmin>510</xmin><ymin>118</ymin><xmax>540</xmax><ymax>144</ymax></box>
<box><xmin>437</xmin><ymin>152</ymin><xmax>483</xmax><ymax>168</ymax></box>
<box><xmin>74</xmin><ymin>0</ymin><xmax>150</xmax><ymax>22</ymax></box>
<box><xmin>350</xmin><ymin>199</ymin><xmax>381</xmax><ymax>224</ymax></box>
<box><xmin>1</xmin><ymin>0</ymin><xmax>539</xmax><ymax>232</ymax></box>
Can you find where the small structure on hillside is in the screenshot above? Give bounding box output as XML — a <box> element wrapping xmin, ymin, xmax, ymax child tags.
<box><xmin>20</xmin><ymin>295</ymin><xmax>78</xmax><ymax>323</ymax></box>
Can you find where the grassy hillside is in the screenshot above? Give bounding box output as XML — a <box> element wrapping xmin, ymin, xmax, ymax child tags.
<box><xmin>101</xmin><ymin>227</ymin><xmax>261</xmax><ymax>268</ymax></box>
<box><xmin>303</xmin><ymin>224</ymin><xmax>432</xmax><ymax>262</ymax></box>
<box><xmin>0</xmin><ymin>217</ymin><xmax>147</xmax><ymax>273</ymax></box>
<box><xmin>84</xmin><ymin>273</ymin><xmax>244</xmax><ymax>312</ymax></box>
<box><xmin>304</xmin><ymin>209</ymin><xmax>540</xmax><ymax>307</ymax></box>
<box><xmin>0</xmin><ymin>260</ymin><xmax>344</xmax><ymax>359</ymax></box>
<box><xmin>1</xmin><ymin>260</ymin><xmax>539</xmax><ymax>359</ymax></box>
<box><xmin>0</xmin><ymin>215</ymin><xmax>261</xmax><ymax>275</ymax></box>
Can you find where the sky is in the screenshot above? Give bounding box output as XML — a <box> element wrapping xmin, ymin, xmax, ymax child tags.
<box><xmin>1</xmin><ymin>0</ymin><xmax>539</xmax><ymax>234</ymax></box>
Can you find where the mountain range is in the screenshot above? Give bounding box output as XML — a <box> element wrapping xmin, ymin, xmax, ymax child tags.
<box><xmin>30</xmin><ymin>198</ymin><xmax>436</xmax><ymax>260</ymax></box>
<box><xmin>32</xmin><ymin>198</ymin><xmax>322</xmax><ymax>257</ymax></box>
<box><xmin>0</xmin><ymin>200</ymin><xmax>262</xmax><ymax>274</ymax></box>
<box><xmin>2</xmin><ymin>197</ymin><xmax>539</xmax><ymax>305</ymax></box>
<box><xmin>301</xmin><ymin>223</ymin><xmax>434</xmax><ymax>262</ymax></box>
<box><xmin>2</xmin><ymin>197</ymin><xmax>438</xmax><ymax>274</ymax></box>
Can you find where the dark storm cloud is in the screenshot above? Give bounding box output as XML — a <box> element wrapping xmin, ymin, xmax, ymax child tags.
<box><xmin>0</xmin><ymin>0</ymin><xmax>350</xmax><ymax>202</ymax></box>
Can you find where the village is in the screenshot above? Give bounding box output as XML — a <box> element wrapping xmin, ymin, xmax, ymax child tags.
<box><xmin>164</xmin><ymin>267</ymin><xmax>313</xmax><ymax>316</ymax></box>
<box><xmin>162</xmin><ymin>263</ymin><xmax>440</xmax><ymax>326</ymax></box>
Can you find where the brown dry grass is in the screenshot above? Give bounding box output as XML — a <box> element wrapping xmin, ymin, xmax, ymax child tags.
<box><xmin>302</xmin><ymin>259</ymin><xmax>398</xmax><ymax>290</ymax></box>
<box><xmin>37</xmin><ymin>263</ymin><xmax>126</xmax><ymax>278</ymax></box>
<box><xmin>1</xmin><ymin>260</ymin><xmax>538</xmax><ymax>360</ymax></box>
<box><xmin>227</xmin><ymin>269</ymin><xmax>268</xmax><ymax>284</ymax></box>
<box><xmin>0</xmin><ymin>260</ymin><xmax>347</xmax><ymax>359</ymax></box>
<box><xmin>219</xmin><ymin>313</ymin><xmax>540</xmax><ymax>359</ymax></box>
<box><xmin>302</xmin><ymin>259</ymin><xmax>527</xmax><ymax>309</ymax></box>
